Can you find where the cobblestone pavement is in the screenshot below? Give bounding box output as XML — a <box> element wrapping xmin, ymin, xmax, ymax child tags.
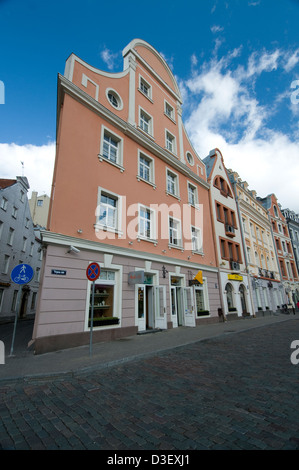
<box><xmin>0</xmin><ymin>318</ymin><xmax>299</xmax><ymax>450</ymax></box>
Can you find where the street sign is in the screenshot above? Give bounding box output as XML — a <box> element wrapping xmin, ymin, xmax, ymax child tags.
<box><xmin>86</xmin><ymin>262</ymin><xmax>101</xmax><ymax>357</ymax></box>
<box><xmin>9</xmin><ymin>264</ymin><xmax>34</xmax><ymax>357</ymax></box>
<box><xmin>11</xmin><ymin>263</ymin><xmax>34</xmax><ymax>285</ymax></box>
<box><xmin>86</xmin><ymin>262</ymin><xmax>100</xmax><ymax>281</ymax></box>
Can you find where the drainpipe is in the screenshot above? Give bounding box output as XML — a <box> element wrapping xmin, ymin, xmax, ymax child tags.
<box><xmin>230</xmin><ymin>174</ymin><xmax>256</xmax><ymax>318</ymax></box>
<box><xmin>267</xmin><ymin>209</ymin><xmax>285</xmax><ymax>308</ymax></box>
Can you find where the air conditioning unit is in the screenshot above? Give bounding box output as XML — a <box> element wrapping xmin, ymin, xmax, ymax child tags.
<box><xmin>231</xmin><ymin>261</ymin><xmax>240</xmax><ymax>271</ymax></box>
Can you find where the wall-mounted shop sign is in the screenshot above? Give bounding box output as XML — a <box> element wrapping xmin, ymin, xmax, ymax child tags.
<box><xmin>128</xmin><ymin>270</ymin><xmax>145</xmax><ymax>285</ymax></box>
<box><xmin>51</xmin><ymin>269</ymin><xmax>67</xmax><ymax>275</ymax></box>
<box><xmin>228</xmin><ymin>274</ymin><xmax>243</xmax><ymax>281</ymax></box>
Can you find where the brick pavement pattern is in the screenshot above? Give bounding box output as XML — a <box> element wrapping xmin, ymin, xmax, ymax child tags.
<box><xmin>0</xmin><ymin>319</ymin><xmax>299</xmax><ymax>450</ymax></box>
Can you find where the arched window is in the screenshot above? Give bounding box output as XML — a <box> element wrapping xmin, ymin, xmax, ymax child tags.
<box><xmin>226</xmin><ymin>283</ymin><xmax>234</xmax><ymax>311</ymax></box>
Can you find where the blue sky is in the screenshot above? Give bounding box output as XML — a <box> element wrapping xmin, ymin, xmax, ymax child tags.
<box><xmin>1</xmin><ymin>0</ymin><xmax>299</xmax><ymax>211</ymax></box>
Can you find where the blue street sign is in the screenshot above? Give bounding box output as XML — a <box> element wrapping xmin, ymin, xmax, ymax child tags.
<box><xmin>11</xmin><ymin>264</ymin><xmax>34</xmax><ymax>285</ymax></box>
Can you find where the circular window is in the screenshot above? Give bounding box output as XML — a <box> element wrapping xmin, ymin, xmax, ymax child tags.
<box><xmin>186</xmin><ymin>152</ymin><xmax>194</xmax><ymax>166</ymax></box>
<box><xmin>106</xmin><ymin>89</ymin><xmax>123</xmax><ymax>110</ymax></box>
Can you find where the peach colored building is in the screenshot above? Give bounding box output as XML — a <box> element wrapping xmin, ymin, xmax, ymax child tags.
<box><xmin>32</xmin><ymin>39</ymin><xmax>220</xmax><ymax>354</ymax></box>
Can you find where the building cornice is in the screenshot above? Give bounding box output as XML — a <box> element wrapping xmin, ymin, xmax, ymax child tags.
<box><xmin>41</xmin><ymin>230</ymin><xmax>218</xmax><ymax>273</ymax></box>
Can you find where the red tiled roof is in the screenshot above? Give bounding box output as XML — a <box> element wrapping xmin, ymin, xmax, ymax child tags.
<box><xmin>0</xmin><ymin>179</ymin><xmax>17</xmax><ymax>189</ymax></box>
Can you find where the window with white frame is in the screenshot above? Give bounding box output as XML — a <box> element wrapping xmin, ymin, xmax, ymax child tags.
<box><xmin>165</xmin><ymin>130</ymin><xmax>176</xmax><ymax>154</ymax></box>
<box><xmin>169</xmin><ymin>217</ymin><xmax>181</xmax><ymax>247</ymax></box>
<box><xmin>1</xmin><ymin>197</ymin><xmax>8</xmax><ymax>211</ymax></box>
<box><xmin>7</xmin><ymin>228</ymin><xmax>14</xmax><ymax>246</ymax></box>
<box><xmin>138</xmin><ymin>205</ymin><xmax>155</xmax><ymax>240</ymax></box>
<box><xmin>3</xmin><ymin>255</ymin><xmax>10</xmax><ymax>274</ymax></box>
<box><xmin>100</xmin><ymin>127</ymin><xmax>123</xmax><ymax>167</ymax></box>
<box><xmin>188</xmin><ymin>182</ymin><xmax>198</xmax><ymax>206</ymax></box>
<box><xmin>166</xmin><ymin>169</ymin><xmax>179</xmax><ymax>197</ymax></box>
<box><xmin>165</xmin><ymin>101</ymin><xmax>174</xmax><ymax>120</ymax></box>
<box><xmin>139</xmin><ymin>76</ymin><xmax>152</xmax><ymax>99</ymax></box>
<box><xmin>139</xmin><ymin>108</ymin><xmax>153</xmax><ymax>135</ymax></box>
<box><xmin>191</xmin><ymin>226</ymin><xmax>202</xmax><ymax>252</ymax></box>
<box><xmin>99</xmin><ymin>193</ymin><xmax>117</xmax><ymax>229</ymax></box>
<box><xmin>138</xmin><ymin>152</ymin><xmax>154</xmax><ymax>184</ymax></box>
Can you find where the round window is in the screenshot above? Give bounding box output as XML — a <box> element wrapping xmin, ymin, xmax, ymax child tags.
<box><xmin>186</xmin><ymin>152</ymin><xmax>194</xmax><ymax>166</ymax></box>
<box><xmin>106</xmin><ymin>89</ymin><xmax>123</xmax><ymax>110</ymax></box>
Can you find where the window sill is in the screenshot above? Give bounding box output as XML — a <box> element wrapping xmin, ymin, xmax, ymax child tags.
<box><xmin>164</xmin><ymin>112</ymin><xmax>176</xmax><ymax>124</ymax></box>
<box><xmin>94</xmin><ymin>224</ymin><xmax>123</xmax><ymax>237</ymax></box>
<box><xmin>136</xmin><ymin>176</ymin><xmax>156</xmax><ymax>189</ymax></box>
<box><xmin>137</xmin><ymin>126</ymin><xmax>155</xmax><ymax>141</ymax></box>
<box><xmin>137</xmin><ymin>236</ymin><xmax>158</xmax><ymax>246</ymax></box>
<box><xmin>168</xmin><ymin>243</ymin><xmax>184</xmax><ymax>252</ymax></box>
<box><xmin>165</xmin><ymin>190</ymin><xmax>180</xmax><ymax>201</ymax></box>
<box><xmin>98</xmin><ymin>154</ymin><xmax>125</xmax><ymax>173</ymax></box>
<box><xmin>138</xmin><ymin>88</ymin><xmax>153</xmax><ymax>103</ymax></box>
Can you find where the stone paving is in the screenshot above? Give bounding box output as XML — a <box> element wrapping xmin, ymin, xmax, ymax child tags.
<box><xmin>0</xmin><ymin>318</ymin><xmax>299</xmax><ymax>450</ymax></box>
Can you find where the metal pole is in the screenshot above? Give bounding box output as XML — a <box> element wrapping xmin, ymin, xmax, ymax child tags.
<box><xmin>10</xmin><ymin>287</ymin><xmax>22</xmax><ymax>356</ymax></box>
<box><xmin>89</xmin><ymin>280</ymin><xmax>95</xmax><ymax>357</ymax></box>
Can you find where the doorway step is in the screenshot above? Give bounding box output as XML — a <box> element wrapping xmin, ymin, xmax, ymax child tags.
<box><xmin>137</xmin><ymin>328</ymin><xmax>162</xmax><ymax>335</ymax></box>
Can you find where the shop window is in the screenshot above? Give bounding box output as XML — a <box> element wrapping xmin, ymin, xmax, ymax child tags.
<box><xmin>88</xmin><ymin>270</ymin><xmax>118</xmax><ymax>327</ymax></box>
<box><xmin>195</xmin><ymin>287</ymin><xmax>209</xmax><ymax>316</ymax></box>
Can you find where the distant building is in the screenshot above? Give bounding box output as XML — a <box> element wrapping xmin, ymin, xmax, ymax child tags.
<box><xmin>228</xmin><ymin>170</ymin><xmax>283</xmax><ymax>315</ymax></box>
<box><xmin>28</xmin><ymin>191</ymin><xmax>50</xmax><ymax>228</ymax></box>
<box><xmin>258</xmin><ymin>194</ymin><xmax>299</xmax><ymax>306</ymax></box>
<box><xmin>0</xmin><ymin>177</ymin><xmax>42</xmax><ymax>321</ymax></box>
<box><xmin>203</xmin><ymin>149</ymin><xmax>253</xmax><ymax>319</ymax></box>
<box><xmin>281</xmin><ymin>208</ymin><xmax>299</xmax><ymax>303</ymax></box>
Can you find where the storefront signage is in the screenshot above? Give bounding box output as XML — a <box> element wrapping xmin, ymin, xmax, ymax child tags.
<box><xmin>51</xmin><ymin>269</ymin><xmax>67</xmax><ymax>275</ymax></box>
<box><xmin>128</xmin><ymin>271</ymin><xmax>145</xmax><ymax>285</ymax></box>
<box><xmin>228</xmin><ymin>274</ymin><xmax>243</xmax><ymax>281</ymax></box>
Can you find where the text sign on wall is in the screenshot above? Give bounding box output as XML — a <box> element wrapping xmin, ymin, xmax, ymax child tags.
<box><xmin>128</xmin><ymin>271</ymin><xmax>145</xmax><ymax>285</ymax></box>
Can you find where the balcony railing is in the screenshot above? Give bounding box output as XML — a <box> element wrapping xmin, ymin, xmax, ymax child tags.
<box><xmin>258</xmin><ymin>268</ymin><xmax>275</xmax><ymax>279</ymax></box>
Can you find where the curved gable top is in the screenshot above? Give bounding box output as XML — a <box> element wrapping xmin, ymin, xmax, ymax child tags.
<box><xmin>123</xmin><ymin>39</ymin><xmax>182</xmax><ymax>103</ymax></box>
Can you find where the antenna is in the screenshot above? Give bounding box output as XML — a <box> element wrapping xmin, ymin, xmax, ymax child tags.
<box><xmin>20</xmin><ymin>161</ymin><xmax>24</xmax><ymax>176</ymax></box>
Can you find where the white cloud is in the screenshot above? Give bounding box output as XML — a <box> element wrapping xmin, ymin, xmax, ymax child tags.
<box><xmin>0</xmin><ymin>142</ymin><xmax>55</xmax><ymax>197</ymax></box>
<box><xmin>100</xmin><ymin>47</ymin><xmax>119</xmax><ymax>70</ymax></box>
<box><xmin>184</xmin><ymin>48</ymin><xmax>299</xmax><ymax>213</ymax></box>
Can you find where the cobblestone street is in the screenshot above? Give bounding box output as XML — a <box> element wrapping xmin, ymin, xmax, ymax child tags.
<box><xmin>1</xmin><ymin>318</ymin><xmax>299</xmax><ymax>450</ymax></box>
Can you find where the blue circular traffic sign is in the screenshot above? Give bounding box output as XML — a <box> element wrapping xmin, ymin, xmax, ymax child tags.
<box><xmin>86</xmin><ymin>262</ymin><xmax>100</xmax><ymax>281</ymax></box>
<box><xmin>11</xmin><ymin>263</ymin><xmax>34</xmax><ymax>285</ymax></box>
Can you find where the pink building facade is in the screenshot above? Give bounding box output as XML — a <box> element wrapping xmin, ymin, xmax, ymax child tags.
<box><xmin>32</xmin><ymin>39</ymin><xmax>221</xmax><ymax>353</ymax></box>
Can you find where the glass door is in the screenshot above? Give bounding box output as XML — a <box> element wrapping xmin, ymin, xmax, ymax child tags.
<box><xmin>171</xmin><ymin>286</ymin><xmax>178</xmax><ymax>328</ymax></box>
<box><xmin>136</xmin><ymin>284</ymin><xmax>146</xmax><ymax>331</ymax></box>
<box><xmin>154</xmin><ymin>286</ymin><xmax>167</xmax><ymax>329</ymax></box>
<box><xmin>183</xmin><ymin>287</ymin><xmax>195</xmax><ymax>327</ymax></box>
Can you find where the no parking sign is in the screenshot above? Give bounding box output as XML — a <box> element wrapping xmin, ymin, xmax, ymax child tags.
<box><xmin>86</xmin><ymin>262</ymin><xmax>100</xmax><ymax>356</ymax></box>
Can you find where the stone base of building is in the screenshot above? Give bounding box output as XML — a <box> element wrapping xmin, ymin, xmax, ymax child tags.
<box><xmin>33</xmin><ymin>325</ymin><xmax>138</xmax><ymax>355</ymax></box>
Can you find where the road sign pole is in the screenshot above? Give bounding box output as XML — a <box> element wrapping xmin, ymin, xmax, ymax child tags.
<box><xmin>9</xmin><ymin>287</ymin><xmax>22</xmax><ymax>356</ymax></box>
<box><xmin>89</xmin><ymin>280</ymin><xmax>95</xmax><ymax>357</ymax></box>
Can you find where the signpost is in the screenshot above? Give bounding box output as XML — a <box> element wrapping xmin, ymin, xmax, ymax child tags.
<box><xmin>10</xmin><ymin>264</ymin><xmax>34</xmax><ymax>356</ymax></box>
<box><xmin>86</xmin><ymin>262</ymin><xmax>101</xmax><ymax>356</ymax></box>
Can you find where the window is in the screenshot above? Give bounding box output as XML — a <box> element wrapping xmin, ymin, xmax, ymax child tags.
<box><xmin>3</xmin><ymin>255</ymin><xmax>10</xmax><ymax>274</ymax></box>
<box><xmin>186</xmin><ymin>152</ymin><xmax>194</xmax><ymax>166</ymax></box>
<box><xmin>20</xmin><ymin>191</ymin><xmax>25</xmax><ymax>203</ymax></box>
<box><xmin>7</xmin><ymin>228</ymin><xmax>14</xmax><ymax>245</ymax></box>
<box><xmin>138</xmin><ymin>152</ymin><xmax>154</xmax><ymax>185</ymax></box>
<box><xmin>106</xmin><ymin>89</ymin><xmax>122</xmax><ymax>109</ymax></box>
<box><xmin>139</xmin><ymin>108</ymin><xmax>152</xmax><ymax>135</ymax></box>
<box><xmin>96</xmin><ymin>188</ymin><xmax>122</xmax><ymax>235</ymax></box>
<box><xmin>100</xmin><ymin>127</ymin><xmax>123</xmax><ymax>168</ymax></box>
<box><xmin>139</xmin><ymin>77</ymin><xmax>152</xmax><ymax>99</ymax></box>
<box><xmin>138</xmin><ymin>206</ymin><xmax>155</xmax><ymax>240</ymax></box>
<box><xmin>103</xmin><ymin>134</ymin><xmax>118</xmax><ymax>163</ymax></box>
<box><xmin>22</xmin><ymin>237</ymin><xmax>27</xmax><ymax>252</ymax></box>
<box><xmin>165</xmin><ymin>101</ymin><xmax>174</xmax><ymax>120</ymax></box>
<box><xmin>166</xmin><ymin>169</ymin><xmax>179</xmax><ymax>198</ymax></box>
<box><xmin>1</xmin><ymin>197</ymin><xmax>8</xmax><ymax>211</ymax></box>
<box><xmin>37</xmin><ymin>199</ymin><xmax>43</xmax><ymax>207</ymax></box>
<box><xmin>191</xmin><ymin>226</ymin><xmax>202</xmax><ymax>252</ymax></box>
<box><xmin>99</xmin><ymin>194</ymin><xmax>117</xmax><ymax>229</ymax></box>
<box><xmin>88</xmin><ymin>270</ymin><xmax>116</xmax><ymax>326</ymax></box>
<box><xmin>188</xmin><ymin>183</ymin><xmax>198</xmax><ymax>206</ymax></box>
<box><xmin>12</xmin><ymin>206</ymin><xmax>18</xmax><ymax>218</ymax></box>
<box><xmin>169</xmin><ymin>217</ymin><xmax>181</xmax><ymax>247</ymax></box>
<box><xmin>165</xmin><ymin>130</ymin><xmax>176</xmax><ymax>154</ymax></box>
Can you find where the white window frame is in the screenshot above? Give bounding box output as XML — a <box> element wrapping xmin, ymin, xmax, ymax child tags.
<box><xmin>165</xmin><ymin>129</ymin><xmax>176</xmax><ymax>154</ymax></box>
<box><xmin>139</xmin><ymin>75</ymin><xmax>152</xmax><ymax>100</ymax></box>
<box><xmin>191</xmin><ymin>226</ymin><xmax>202</xmax><ymax>253</ymax></box>
<box><xmin>186</xmin><ymin>152</ymin><xmax>194</xmax><ymax>166</ymax></box>
<box><xmin>95</xmin><ymin>187</ymin><xmax>123</xmax><ymax>236</ymax></box>
<box><xmin>138</xmin><ymin>204</ymin><xmax>156</xmax><ymax>242</ymax></box>
<box><xmin>169</xmin><ymin>216</ymin><xmax>182</xmax><ymax>248</ymax></box>
<box><xmin>164</xmin><ymin>100</ymin><xmax>175</xmax><ymax>121</ymax></box>
<box><xmin>166</xmin><ymin>168</ymin><xmax>180</xmax><ymax>199</ymax></box>
<box><xmin>99</xmin><ymin>126</ymin><xmax>124</xmax><ymax>170</ymax></box>
<box><xmin>1</xmin><ymin>197</ymin><xmax>8</xmax><ymax>211</ymax></box>
<box><xmin>7</xmin><ymin>227</ymin><xmax>14</xmax><ymax>246</ymax></box>
<box><xmin>139</xmin><ymin>107</ymin><xmax>153</xmax><ymax>136</ymax></box>
<box><xmin>187</xmin><ymin>181</ymin><xmax>198</xmax><ymax>206</ymax></box>
<box><xmin>137</xmin><ymin>150</ymin><xmax>155</xmax><ymax>187</ymax></box>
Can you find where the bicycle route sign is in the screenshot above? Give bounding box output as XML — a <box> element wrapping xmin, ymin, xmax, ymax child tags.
<box><xmin>11</xmin><ymin>263</ymin><xmax>34</xmax><ymax>285</ymax></box>
<box><xmin>86</xmin><ymin>262</ymin><xmax>100</xmax><ymax>281</ymax></box>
